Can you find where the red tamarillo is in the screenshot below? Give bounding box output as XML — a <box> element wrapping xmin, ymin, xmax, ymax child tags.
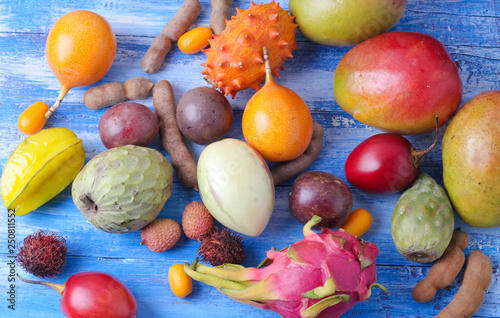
<box><xmin>436</xmin><ymin>250</ymin><xmax>492</xmax><ymax>318</ymax></box>
<box><xmin>141</xmin><ymin>0</ymin><xmax>202</xmax><ymax>73</ymax></box>
<box><xmin>412</xmin><ymin>228</ymin><xmax>470</xmax><ymax>303</ymax></box>
<box><xmin>271</xmin><ymin>121</ymin><xmax>324</xmax><ymax>185</ymax></box>
<box><xmin>153</xmin><ymin>80</ymin><xmax>198</xmax><ymax>189</ymax></box>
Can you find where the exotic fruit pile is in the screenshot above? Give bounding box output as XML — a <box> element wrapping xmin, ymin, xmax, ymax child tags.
<box><xmin>202</xmin><ymin>1</ymin><xmax>298</xmax><ymax>97</ymax></box>
<box><xmin>5</xmin><ymin>1</ymin><xmax>498</xmax><ymax>317</ymax></box>
<box><xmin>185</xmin><ymin>216</ymin><xmax>388</xmax><ymax>318</ymax></box>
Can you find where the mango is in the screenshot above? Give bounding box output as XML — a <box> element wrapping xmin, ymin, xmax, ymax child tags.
<box><xmin>1</xmin><ymin>128</ymin><xmax>85</xmax><ymax>215</ymax></box>
<box><xmin>334</xmin><ymin>31</ymin><xmax>463</xmax><ymax>135</ymax></box>
<box><xmin>442</xmin><ymin>90</ymin><xmax>500</xmax><ymax>228</ymax></box>
<box><xmin>289</xmin><ymin>0</ymin><xmax>407</xmax><ymax>46</ymax></box>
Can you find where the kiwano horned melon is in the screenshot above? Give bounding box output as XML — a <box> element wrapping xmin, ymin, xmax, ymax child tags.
<box><xmin>72</xmin><ymin>145</ymin><xmax>173</xmax><ymax>234</ymax></box>
<box><xmin>202</xmin><ymin>1</ymin><xmax>298</xmax><ymax>98</ymax></box>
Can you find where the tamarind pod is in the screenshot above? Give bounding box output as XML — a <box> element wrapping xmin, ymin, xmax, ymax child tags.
<box><xmin>84</xmin><ymin>77</ymin><xmax>154</xmax><ymax>110</ymax></box>
<box><xmin>124</xmin><ymin>77</ymin><xmax>155</xmax><ymax>100</ymax></box>
<box><xmin>153</xmin><ymin>80</ymin><xmax>198</xmax><ymax>189</ymax></box>
<box><xmin>413</xmin><ymin>229</ymin><xmax>470</xmax><ymax>303</ymax></box>
<box><xmin>141</xmin><ymin>35</ymin><xmax>172</xmax><ymax>74</ymax></box>
<box><xmin>210</xmin><ymin>0</ymin><xmax>233</xmax><ymax>35</ymax></box>
<box><xmin>84</xmin><ymin>82</ymin><xmax>126</xmax><ymax>110</ymax></box>
<box><xmin>141</xmin><ymin>0</ymin><xmax>202</xmax><ymax>73</ymax></box>
<box><xmin>164</xmin><ymin>0</ymin><xmax>202</xmax><ymax>41</ymax></box>
<box><xmin>271</xmin><ymin>121</ymin><xmax>324</xmax><ymax>186</ymax></box>
<box><xmin>435</xmin><ymin>250</ymin><xmax>492</xmax><ymax>318</ymax></box>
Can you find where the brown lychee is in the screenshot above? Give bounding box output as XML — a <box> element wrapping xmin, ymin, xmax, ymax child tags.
<box><xmin>182</xmin><ymin>201</ymin><xmax>214</xmax><ymax>241</ymax></box>
<box><xmin>140</xmin><ymin>219</ymin><xmax>181</xmax><ymax>253</ymax></box>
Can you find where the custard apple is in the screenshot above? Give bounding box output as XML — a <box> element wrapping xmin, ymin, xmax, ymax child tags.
<box><xmin>72</xmin><ymin>145</ymin><xmax>173</xmax><ymax>233</ymax></box>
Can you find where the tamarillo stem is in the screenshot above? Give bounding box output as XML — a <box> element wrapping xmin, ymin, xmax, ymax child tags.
<box><xmin>153</xmin><ymin>80</ymin><xmax>198</xmax><ymax>189</ymax></box>
<box><xmin>84</xmin><ymin>77</ymin><xmax>154</xmax><ymax>110</ymax></box>
<box><xmin>435</xmin><ymin>250</ymin><xmax>492</xmax><ymax>318</ymax></box>
<box><xmin>271</xmin><ymin>122</ymin><xmax>324</xmax><ymax>186</ymax></box>
<box><xmin>210</xmin><ymin>0</ymin><xmax>233</xmax><ymax>35</ymax></box>
<box><xmin>141</xmin><ymin>0</ymin><xmax>202</xmax><ymax>73</ymax></box>
<box><xmin>412</xmin><ymin>228</ymin><xmax>469</xmax><ymax>303</ymax></box>
<box><xmin>17</xmin><ymin>274</ymin><xmax>66</xmax><ymax>295</ymax></box>
<box><xmin>412</xmin><ymin>115</ymin><xmax>439</xmax><ymax>165</ymax></box>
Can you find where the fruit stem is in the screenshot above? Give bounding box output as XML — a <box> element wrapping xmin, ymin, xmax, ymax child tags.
<box><xmin>79</xmin><ymin>194</ymin><xmax>98</xmax><ymax>212</ymax></box>
<box><xmin>45</xmin><ymin>85</ymin><xmax>70</xmax><ymax>118</ymax></box>
<box><xmin>17</xmin><ymin>274</ymin><xmax>66</xmax><ymax>295</ymax></box>
<box><xmin>262</xmin><ymin>47</ymin><xmax>274</xmax><ymax>84</ymax></box>
<box><xmin>412</xmin><ymin>116</ymin><xmax>439</xmax><ymax>165</ymax></box>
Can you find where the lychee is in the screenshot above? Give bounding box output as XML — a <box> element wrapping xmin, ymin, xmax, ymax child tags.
<box><xmin>140</xmin><ymin>218</ymin><xmax>181</xmax><ymax>253</ymax></box>
<box><xmin>182</xmin><ymin>201</ymin><xmax>214</xmax><ymax>241</ymax></box>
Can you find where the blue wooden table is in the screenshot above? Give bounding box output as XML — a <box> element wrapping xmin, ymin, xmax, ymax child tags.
<box><xmin>0</xmin><ymin>1</ymin><xmax>498</xmax><ymax>317</ymax></box>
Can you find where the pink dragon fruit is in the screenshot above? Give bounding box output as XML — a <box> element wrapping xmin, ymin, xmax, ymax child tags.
<box><xmin>184</xmin><ymin>215</ymin><xmax>388</xmax><ymax>318</ymax></box>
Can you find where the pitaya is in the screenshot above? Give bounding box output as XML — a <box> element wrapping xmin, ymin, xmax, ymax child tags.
<box><xmin>184</xmin><ymin>215</ymin><xmax>388</xmax><ymax>318</ymax></box>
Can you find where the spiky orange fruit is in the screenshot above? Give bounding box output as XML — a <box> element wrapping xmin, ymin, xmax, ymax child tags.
<box><xmin>202</xmin><ymin>1</ymin><xmax>298</xmax><ymax>98</ymax></box>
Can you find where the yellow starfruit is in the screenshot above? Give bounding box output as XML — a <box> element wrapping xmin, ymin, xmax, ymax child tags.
<box><xmin>1</xmin><ymin>127</ymin><xmax>85</xmax><ymax>215</ymax></box>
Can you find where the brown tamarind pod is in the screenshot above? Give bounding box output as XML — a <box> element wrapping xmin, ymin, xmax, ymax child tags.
<box><xmin>153</xmin><ymin>80</ymin><xmax>198</xmax><ymax>189</ymax></box>
<box><xmin>84</xmin><ymin>82</ymin><xmax>126</xmax><ymax>110</ymax></box>
<box><xmin>142</xmin><ymin>0</ymin><xmax>202</xmax><ymax>73</ymax></box>
<box><xmin>210</xmin><ymin>0</ymin><xmax>233</xmax><ymax>35</ymax></box>
<box><xmin>412</xmin><ymin>228</ymin><xmax>469</xmax><ymax>303</ymax></box>
<box><xmin>84</xmin><ymin>77</ymin><xmax>154</xmax><ymax>110</ymax></box>
<box><xmin>435</xmin><ymin>250</ymin><xmax>492</xmax><ymax>318</ymax></box>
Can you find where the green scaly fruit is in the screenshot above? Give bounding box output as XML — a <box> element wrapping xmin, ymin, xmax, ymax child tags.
<box><xmin>391</xmin><ymin>173</ymin><xmax>454</xmax><ymax>263</ymax></box>
<box><xmin>72</xmin><ymin>145</ymin><xmax>173</xmax><ymax>234</ymax></box>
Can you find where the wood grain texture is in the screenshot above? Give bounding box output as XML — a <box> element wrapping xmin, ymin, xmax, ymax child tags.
<box><xmin>0</xmin><ymin>0</ymin><xmax>499</xmax><ymax>317</ymax></box>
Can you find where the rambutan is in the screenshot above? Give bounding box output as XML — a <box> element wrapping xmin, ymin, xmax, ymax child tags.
<box><xmin>197</xmin><ymin>227</ymin><xmax>246</xmax><ymax>266</ymax></box>
<box><xmin>16</xmin><ymin>230</ymin><xmax>67</xmax><ymax>278</ymax></box>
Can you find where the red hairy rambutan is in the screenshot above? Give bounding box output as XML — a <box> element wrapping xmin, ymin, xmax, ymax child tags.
<box><xmin>197</xmin><ymin>227</ymin><xmax>246</xmax><ymax>266</ymax></box>
<box><xmin>16</xmin><ymin>230</ymin><xmax>67</xmax><ymax>278</ymax></box>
